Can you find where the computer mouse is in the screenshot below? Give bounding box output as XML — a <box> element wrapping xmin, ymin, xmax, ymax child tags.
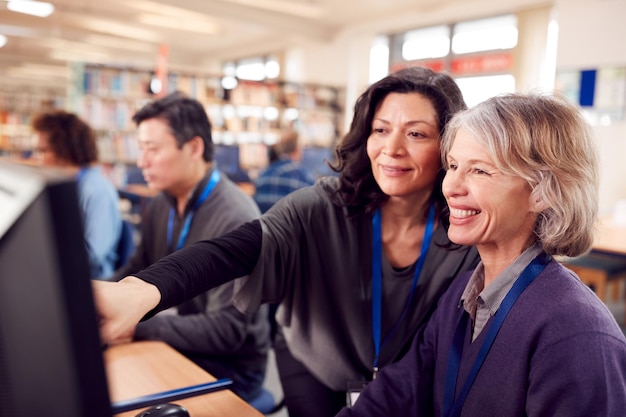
<box><xmin>135</xmin><ymin>403</ymin><xmax>190</xmax><ymax>417</ymax></box>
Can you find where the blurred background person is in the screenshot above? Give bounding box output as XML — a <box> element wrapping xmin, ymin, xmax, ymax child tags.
<box><xmin>253</xmin><ymin>129</ymin><xmax>316</xmax><ymax>344</ymax></box>
<box><xmin>109</xmin><ymin>92</ymin><xmax>271</xmax><ymax>404</ymax></box>
<box><xmin>33</xmin><ymin>110</ymin><xmax>122</xmax><ymax>279</ymax></box>
<box><xmin>253</xmin><ymin>128</ymin><xmax>316</xmax><ymax>214</ymax></box>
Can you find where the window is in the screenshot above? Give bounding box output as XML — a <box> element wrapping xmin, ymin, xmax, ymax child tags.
<box><xmin>369</xmin><ymin>36</ymin><xmax>390</xmax><ymax>84</ymax></box>
<box><xmin>452</xmin><ymin>15</ymin><xmax>518</xmax><ymax>55</ymax></box>
<box><xmin>402</xmin><ymin>25</ymin><xmax>450</xmax><ymax>61</ymax></box>
<box><xmin>455</xmin><ymin>74</ymin><xmax>515</xmax><ymax>108</ymax></box>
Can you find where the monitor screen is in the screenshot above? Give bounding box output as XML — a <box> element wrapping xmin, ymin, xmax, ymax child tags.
<box><xmin>0</xmin><ymin>161</ymin><xmax>111</xmax><ymax>417</ymax></box>
<box><xmin>214</xmin><ymin>144</ymin><xmax>251</xmax><ymax>183</ymax></box>
<box><xmin>214</xmin><ymin>144</ymin><xmax>241</xmax><ymax>177</ymax></box>
<box><xmin>300</xmin><ymin>146</ymin><xmax>337</xmax><ymax>179</ymax></box>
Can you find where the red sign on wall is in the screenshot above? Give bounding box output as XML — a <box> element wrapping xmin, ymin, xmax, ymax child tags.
<box><xmin>390</xmin><ymin>59</ymin><xmax>445</xmax><ymax>74</ymax></box>
<box><xmin>155</xmin><ymin>44</ymin><xmax>169</xmax><ymax>97</ymax></box>
<box><xmin>450</xmin><ymin>52</ymin><xmax>512</xmax><ymax>75</ymax></box>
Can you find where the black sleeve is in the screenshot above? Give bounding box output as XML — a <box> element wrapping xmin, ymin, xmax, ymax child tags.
<box><xmin>134</xmin><ymin>219</ymin><xmax>262</xmax><ymax>313</ymax></box>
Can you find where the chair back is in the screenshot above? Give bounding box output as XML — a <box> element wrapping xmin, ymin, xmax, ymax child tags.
<box><xmin>115</xmin><ymin>220</ymin><xmax>135</xmax><ymax>269</ymax></box>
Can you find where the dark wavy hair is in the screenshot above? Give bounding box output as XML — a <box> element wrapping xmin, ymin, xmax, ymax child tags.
<box><xmin>132</xmin><ymin>91</ymin><xmax>214</xmax><ymax>162</ymax></box>
<box><xmin>32</xmin><ymin>110</ymin><xmax>98</xmax><ymax>166</ymax></box>
<box><xmin>330</xmin><ymin>66</ymin><xmax>466</xmax><ymax>216</ymax></box>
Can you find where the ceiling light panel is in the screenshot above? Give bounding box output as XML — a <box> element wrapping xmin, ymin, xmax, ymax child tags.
<box><xmin>7</xmin><ymin>1</ymin><xmax>55</xmax><ymax>18</ymax></box>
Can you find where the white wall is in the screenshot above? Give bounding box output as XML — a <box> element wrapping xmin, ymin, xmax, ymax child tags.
<box><xmin>556</xmin><ymin>0</ymin><xmax>626</xmax><ymax>69</ymax></box>
<box><xmin>556</xmin><ymin>0</ymin><xmax>626</xmax><ymax>214</ymax></box>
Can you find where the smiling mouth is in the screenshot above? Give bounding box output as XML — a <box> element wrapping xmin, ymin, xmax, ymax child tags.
<box><xmin>381</xmin><ymin>165</ymin><xmax>411</xmax><ymax>173</ymax></box>
<box><xmin>450</xmin><ymin>208</ymin><xmax>480</xmax><ymax>218</ymax></box>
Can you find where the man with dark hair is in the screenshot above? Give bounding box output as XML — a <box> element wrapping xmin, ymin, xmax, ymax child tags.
<box><xmin>110</xmin><ymin>91</ymin><xmax>270</xmax><ymax>402</ymax></box>
<box><xmin>33</xmin><ymin>110</ymin><xmax>122</xmax><ymax>279</ymax></box>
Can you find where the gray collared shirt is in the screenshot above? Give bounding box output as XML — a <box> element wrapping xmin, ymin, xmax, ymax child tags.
<box><xmin>461</xmin><ymin>243</ymin><xmax>544</xmax><ymax>341</ymax></box>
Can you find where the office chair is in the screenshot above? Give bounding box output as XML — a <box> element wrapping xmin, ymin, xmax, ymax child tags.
<box><xmin>115</xmin><ymin>219</ymin><xmax>136</xmax><ymax>269</ymax></box>
<box><xmin>248</xmin><ymin>388</ymin><xmax>284</xmax><ymax>415</ymax></box>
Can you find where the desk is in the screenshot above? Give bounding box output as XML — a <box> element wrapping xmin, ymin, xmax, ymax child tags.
<box><xmin>593</xmin><ymin>217</ymin><xmax>626</xmax><ymax>255</ymax></box>
<box><xmin>105</xmin><ymin>341</ymin><xmax>262</xmax><ymax>417</ymax></box>
<box><xmin>590</xmin><ymin>217</ymin><xmax>626</xmax><ymax>323</ymax></box>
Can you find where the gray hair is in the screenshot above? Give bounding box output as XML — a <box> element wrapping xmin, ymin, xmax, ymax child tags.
<box><xmin>441</xmin><ymin>93</ymin><xmax>598</xmax><ymax>257</ymax></box>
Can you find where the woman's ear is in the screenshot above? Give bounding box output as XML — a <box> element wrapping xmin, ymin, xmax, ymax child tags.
<box><xmin>529</xmin><ymin>193</ymin><xmax>548</xmax><ymax>213</ymax></box>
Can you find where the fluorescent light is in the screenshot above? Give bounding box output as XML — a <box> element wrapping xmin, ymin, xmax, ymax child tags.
<box><xmin>235</xmin><ymin>60</ymin><xmax>266</xmax><ymax>81</ymax></box>
<box><xmin>265</xmin><ymin>60</ymin><xmax>280</xmax><ymax>79</ymax></box>
<box><xmin>263</xmin><ymin>107</ymin><xmax>279</xmax><ymax>121</ymax></box>
<box><xmin>221</xmin><ymin>76</ymin><xmax>238</xmax><ymax>90</ymax></box>
<box><xmin>7</xmin><ymin>1</ymin><xmax>55</xmax><ymax>18</ymax></box>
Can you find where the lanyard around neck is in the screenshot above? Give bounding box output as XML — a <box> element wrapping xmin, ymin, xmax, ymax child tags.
<box><xmin>167</xmin><ymin>169</ymin><xmax>220</xmax><ymax>252</ymax></box>
<box><xmin>442</xmin><ymin>253</ymin><xmax>549</xmax><ymax>417</ymax></box>
<box><xmin>371</xmin><ymin>202</ymin><xmax>436</xmax><ymax>378</ymax></box>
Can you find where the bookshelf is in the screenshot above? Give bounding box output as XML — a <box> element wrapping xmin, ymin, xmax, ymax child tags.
<box><xmin>0</xmin><ymin>64</ymin><xmax>345</xmax><ymax>182</ymax></box>
<box><xmin>75</xmin><ymin>65</ymin><xmax>344</xmax><ymax>184</ymax></box>
<box><xmin>0</xmin><ymin>88</ymin><xmax>65</xmax><ymax>161</ymax></box>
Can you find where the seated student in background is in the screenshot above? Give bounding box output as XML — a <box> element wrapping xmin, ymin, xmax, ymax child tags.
<box><xmin>93</xmin><ymin>66</ymin><xmax>480</xmax><ymax>417</ymax></box>
<box><xmin>253</xmin><ymin>128</ymin><xmax>316</xmax><ymax>343</ymax></box>
<box><xmin>337</xmin><ymin>93</ymin><xmax>626</xmax><ymax>417</ymax></box>
<box><xmin>253</xmin><ymin>128</ymin><xmax>316</xmax><ymax>214</ymax></box>
<box><xmin>33</xmin><ymin>110</ymin><xmax>122</xmax><ymax>279</ymax></box>
<box><xmin>109</xmin><ymin>92</ymin><xmax>270</xmax><ymax>403</ymax></box>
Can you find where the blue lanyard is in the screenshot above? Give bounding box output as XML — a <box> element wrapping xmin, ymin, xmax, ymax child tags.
<box><xmin>167</xmin><ymin>169</ymin><xmax>220</xmax><ymax>252</ymax></box>
<box><xmin>371</xmin><ymin>203</ymin><xmax>436</xmax><ymax>377</ymax></box>
<box><xmin>442</xmin><ymin>253</ymin><xmax>549</xmax><ymax>417</ymax></box>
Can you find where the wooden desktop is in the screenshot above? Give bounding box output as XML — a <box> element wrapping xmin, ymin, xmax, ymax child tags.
<box><xmin>593</xmin><ymin>216</ymin><xmax>626</xmax><ymax>256</ymax></box>
<box><xmin>104</xmin><ymin>341</ymin><xmax>262</xmax><ymax>417</ymax></box>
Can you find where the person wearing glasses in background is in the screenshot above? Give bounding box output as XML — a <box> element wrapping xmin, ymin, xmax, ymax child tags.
<box><xmin>253</xmin><ymin>128</ymin><xmax>316</xmax><ymax>343</ymax></box>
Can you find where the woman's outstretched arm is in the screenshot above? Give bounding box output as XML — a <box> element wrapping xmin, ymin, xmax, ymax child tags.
<box><xmin>93</xmin><ymin>220</ymin><xmax>262</xmax><ymax>344</ymax></box>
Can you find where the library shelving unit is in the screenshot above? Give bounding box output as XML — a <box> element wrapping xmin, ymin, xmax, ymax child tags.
<box><xmin>0</xmin><ymin>64</ymin><xmax>344</xmax><ymax>186</ymax></box>
<box><xmin>0</xmin><ymin>88</ymin><xmax>65</xmax><ymax>162</ymax></box>
<box><xmin>72</xmin><ymin>64</ymin><xmax>345</xmax><ymax>182</ymax></box>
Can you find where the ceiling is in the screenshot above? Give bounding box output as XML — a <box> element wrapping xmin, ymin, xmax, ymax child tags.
<box><xmin>0</xmin><ymin>0</ymin><xmax>549</xmax><ymax>90</ymax></box>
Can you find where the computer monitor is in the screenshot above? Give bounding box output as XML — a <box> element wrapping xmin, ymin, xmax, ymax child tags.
<box><xmin>0</xmin><ymin>160</ymin><xmax>112</xmax><ymax>416</ymax></box>
<box><xmin>0</xmin><ymin>161</ymin><xmax>233</xmax><ymax>416</ymax></box>
<box><xmin>300</xmin><ymin>146</ymin><xmax>337</xmax><ymax>179</ymax></box>
<box><xmin>214</xmin><ymin>144</ymin><xmax>250</xmax><ymax>183</ymax></box>
<box><xmin>214</xmin><ymin>144</ymin><xmax>241</xmax><ymax>177</ymax></box>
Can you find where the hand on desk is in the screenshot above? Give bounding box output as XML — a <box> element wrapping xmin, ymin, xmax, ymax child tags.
<box><xmin>92</xmin><ymin>276</ymin><xmax>161</xmax><ymax>344</ymax></box>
